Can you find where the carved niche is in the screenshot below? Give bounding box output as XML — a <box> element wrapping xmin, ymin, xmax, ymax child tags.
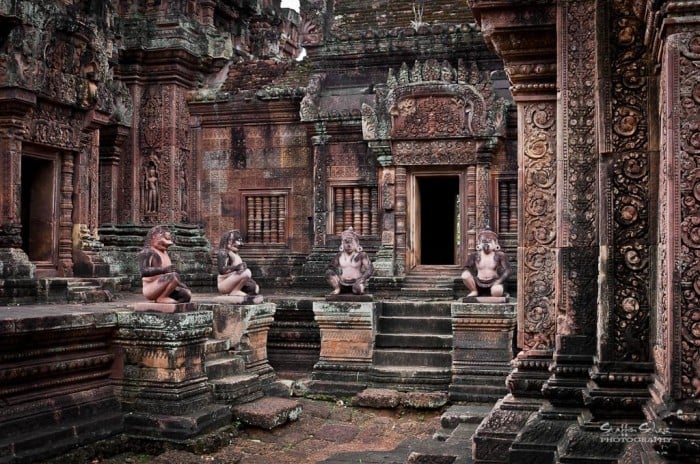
<box><xmin>361</xmin><ymin>59</ymin><xmax>507</xmax><ymax>166</ymax></box>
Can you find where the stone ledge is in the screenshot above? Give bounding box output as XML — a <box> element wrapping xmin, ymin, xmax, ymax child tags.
<box><xmin>131</xmin><ymin>302</ymin><xmax>196</xmax><ymax>313</ymax></box>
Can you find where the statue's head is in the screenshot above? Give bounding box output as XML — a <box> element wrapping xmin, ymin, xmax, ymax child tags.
<box><xmin>219</xmin><ymin>229</ymin><xmax>243</xmax><ymax>250</ymax></box>
<box><xmin>340</xmin><ymin>227</ymin><xmax>361</xmax><ymax>253</ymax></box>
<box><xmin>476</xmin><ymin>229</ymin><xmax>500</xmax><ymax>253</ymax></box>
<box><xmin>145</xmin><ymin>225</ymin><xmax>173</xmax><ymax>251</ymax></box>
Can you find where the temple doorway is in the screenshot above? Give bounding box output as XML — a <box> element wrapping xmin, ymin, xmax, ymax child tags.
<box><xmin>21</xmin><ymin>153</ymin><xmax>58</xmax><ymax>274</ymax></box>
<box><xmin>412</xmin><ymin>174</ymin><xmax>461</xmax><ymax>266</ymax></box>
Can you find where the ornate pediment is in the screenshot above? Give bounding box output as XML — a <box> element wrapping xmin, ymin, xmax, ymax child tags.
<box><xmin>362</xmin><ymin>59</ymin><xmax>507</xmax><ymax>141</ymax></box>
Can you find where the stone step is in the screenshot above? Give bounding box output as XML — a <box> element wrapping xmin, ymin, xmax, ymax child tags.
<box><xmin>205</xmin><ymin>338</ymin><xmax>231</xmax><ymax>356</ymax></box>
<box><xmin>205</xmin><ymin>356</ymin><xmax>246</xmax><ymax>380</ymax></box>
<box><xmin>381</xmin><ymin>301</ymin><xmax>453</xmax><ymax>317</ymax></box>
<box><xmin>231</xmin><ymin>397</ymin><xmax>302</xmax><ymax>430</ymax></box>
<box><xmin>368</xmin><ymin>365</ymin><xmax>452</xmax><ymax>390</ymax></box>
<box><xmin>378</xmin><ymin>316</ymin><xmax>452</xmax><ymax>334</ymax></box>
<box><xmin>209</xmin><ymin>374</ymin><xmax>264</xmax><ymax>404</ymax></box>
<box><xmin>373</xmin><ymin>348</ymin><xmax>452</xmax><ymax>367</ymax></box>
<box><xmin>375</xmin><ymin>333</ymin><xmax>453</xmax><ymax>349</ymax></box>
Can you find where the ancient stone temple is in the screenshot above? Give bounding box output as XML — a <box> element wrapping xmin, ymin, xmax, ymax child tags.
<box><xmin>0</xmin><ymin>0</ymin><xmax>699</xmax><ymax>463</ymax></box>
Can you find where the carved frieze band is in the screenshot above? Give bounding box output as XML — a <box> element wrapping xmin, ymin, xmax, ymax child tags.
<box><xmin>675</xmin><ymin>32</ymin><xmax>700</xmax><ymax>399</ymax></box>
<box><xmin>605</xmin><ymin>0</ymin><xmax>652</xmax><ymax>363</ymax></box>
<box><xmin>392</xmin><ymin>140</ymin><xmax>479</xmax><ymax>165</ymax></box>
<box><xmin>519</xmin><ymin>101</ymin><xmax>556</xmax><ymax>350</ymax></box>
<box><xmin>558</xmin><ymin>0</ymin><xmax>599</xmax><ymax>337</ymax></box>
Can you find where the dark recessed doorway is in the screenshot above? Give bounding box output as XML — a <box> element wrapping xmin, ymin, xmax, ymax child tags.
<box><xmin>21</xmin><ymin>155</ymin><xmax>57</xmax><ymax>265</ymax></box>
<box><xmin>417</xmin><ymin>176</ymin><xmax>459</xmax><ymax>265</ymax></box>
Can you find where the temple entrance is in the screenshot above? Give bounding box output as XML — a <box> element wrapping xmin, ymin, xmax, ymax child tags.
<box><xmin>412</xmin><ymin>174</ymin><xmax>460</xmax><ymax>266</ymax></box>
<box><xmin>21</xmin><ymin>153</ymin><xmax>58</xmax><ymax>273</ymax></box>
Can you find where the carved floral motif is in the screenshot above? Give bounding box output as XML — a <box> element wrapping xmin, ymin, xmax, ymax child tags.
<box><xmin>678</xmin><ymin>33</ymin><xmax>700</xmax><ymax>398</ymax></box>
<box><xmin>520</xmin><ymin>102</ymin><xmax>556</xmax><ymax>350</ymax></box>
<box><xmin>607</xmin><ymin>0</ymin><xmax>651</xmax><ymax>363</ymax></box>
<box><xmin>558</xmin><ymin>0</ymin><xmax>599</xmax><ymax>337</ymax></box>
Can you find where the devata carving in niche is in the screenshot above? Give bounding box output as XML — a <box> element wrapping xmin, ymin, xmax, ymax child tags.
<box><xmin>139</xmin><ymin>226</ymin><xmax>191</xmax><ymax>303</ymax></box>
<box><xmin>461</xmin><ymin>229</ymin><xmax>511</xmax><ymax>297</ymax></box>
<box><xmin>145</xmin><ymin>163</ymin><xmax>159</xmax><ymax>213</ymax></box>
<box><xmin>326</xmin><ymin>227</ymin><xmax>374</xmax><ymax>295</ymax></box>
<box><xmin>217</xmin><ymin>230</ymin><xmax>261</xmax><ymax>298</ymax></box>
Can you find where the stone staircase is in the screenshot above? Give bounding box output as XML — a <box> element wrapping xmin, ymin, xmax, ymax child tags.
<box><xmin>205</xmin><ymin>337</ymin><xmax>265</xmax><ymax>405</ymax></box>
<box><xmin>66</xmin><ymin>278</ymin><xmax>115</xmax><ymax>303</ymax></box>
<box><xmin>400</xmin><ymin>266</ymin><xmax>461</xmax><ymax>300</ymax></box>
<box><xmin>368</xmin><ymin>301</ymin><xmax>453</xmax><ymax>391</ymax></box>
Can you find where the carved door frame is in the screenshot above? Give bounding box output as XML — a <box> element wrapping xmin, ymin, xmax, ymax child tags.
<box><xmin>407</xmin><ymin>169</ymin><xmax>466</xmax><ymax>270</ymax></box>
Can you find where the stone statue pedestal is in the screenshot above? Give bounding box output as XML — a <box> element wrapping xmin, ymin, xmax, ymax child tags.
<box><xmin>462</xmin><ymin>295</ymin><xmax>509</xmax><ymax>304</ymax></box>
<box><xmin>213</xmin><ymin>294</ymin><xmax>264</xmax><ymax>305</ymax></box>
<box><xmin>310</xmin><ymin>300</ymin><xmax>376</xmax><ymax>396</ymax></box>
<box><xmin>450</xmin><ymin>301</ymin><xmax>516</xmax><ymax>403</ymax></box>
<box><xmin>131</xmin><ymin>302</ymin><xmax>196</xmax><ymax>313</ymax></box>
<box><xmin>113</xmin><ymin>310</ymin><xmax>231</xmax><ymax>441</ymax></box>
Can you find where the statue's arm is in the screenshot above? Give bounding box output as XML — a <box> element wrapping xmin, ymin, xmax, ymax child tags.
<box><xmin>327</xmin><ymin>253</ymin><xmax>341</xmax><ymax>273</ymax></box>
<box><xmin>217</xmin><ymin>251</ymin><xmax>238</xmax><ymax>274</ymax></box>
<box><xmin>359</xmin><ymin>252</ymin><xmax>374</xmax><ymax>282</ymax></box>
<box><xmin>139</xmin><ymin>249</ymin><xmax>171</xmax><ymax>277</ymax></box>
<box><xmin>495</xmin><ymin>252</ymin><xmax>512</xmax><ymax>283</ymax></box>
<box><xmin>464</xmin><ymin>253</ymin><xmax>476</xmax><ymax>269</ymax></box>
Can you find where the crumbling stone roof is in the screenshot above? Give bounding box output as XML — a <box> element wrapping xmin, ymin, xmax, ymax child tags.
<box><xmin>330</xmin><ymin>0</ymin><xmax>474</xmax><ymax>34</ymax></box>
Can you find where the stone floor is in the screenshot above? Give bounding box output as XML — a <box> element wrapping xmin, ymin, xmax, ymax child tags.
<box><xmin>93</xmin><ymin>397</ymin><xmax>455</xmax><ymax>464</ymax></box>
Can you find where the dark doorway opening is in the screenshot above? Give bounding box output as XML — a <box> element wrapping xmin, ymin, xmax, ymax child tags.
<box><xmin>21</xmin><ymin>155</ymin><xmax>57</xmax><ymax>264</ymax></box>
<box><xmin>418</xmin><ymin>176</ymin><xmax>459</xmax><ymax>265</ymax></box>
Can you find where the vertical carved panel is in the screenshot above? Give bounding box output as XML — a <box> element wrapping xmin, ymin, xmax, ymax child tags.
<box><xmin>59</xmin><ymin>152</ymin><xmax>74</xmax><ymax>276</ymax></box>
<box><xmin>559</xmin><ymin>0</ymin><xmax>599</xmax><ymax>337</ymax></box>
<box><xmin>395</xmin><ymin>167</ymin><xmax>407</xmax><ymax>275</ymax></box>
<box><xmin>519</xmin><ymin>102</ymin><xmax>557</xmax><ymax>350</ymax></box>
<box><xmin>312</xmin><ymin>131</ymin><xmax>329</xmax><ymax>246</ymax></box>
<box><xmin>603</xmin><ymin>0</ymin><xmax>652</xmax><ymax>363</ymax></box>
<box><xmin>675</xmin><ymin>32</ymin><xmax>700</xmax><ymax>399</ymax></box>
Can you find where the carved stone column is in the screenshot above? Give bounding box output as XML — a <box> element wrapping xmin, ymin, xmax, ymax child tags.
<box><xmin>571</xmin><ymin>0</ymin><xmax>653</xmax><ymax>432</ymax></box>
<box><xmin>0</xmin><ymin>89</ymin><xmax>35</xmax><ymax>280</ymax></box>
<box><xmin>371</xmin><ymin>141</ymin><xmax>395</xmax><ymax>277</ymax></box>
<box><xmin>311</xmin><ymin>125</ymin><xmax>330</xmax><ymax>248</ymax></box>
<box><xmin>467</xmin><ymin>2</ymin><xmax>558</xmax><ymax>461</ymax></box>
<box><xmin>644</xmin><ymin>6</ymin><xmax>700</xmax><ymax>461</ymax></box>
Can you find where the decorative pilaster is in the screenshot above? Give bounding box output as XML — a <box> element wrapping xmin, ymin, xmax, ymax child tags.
<box><xmin>58</xmin><ymin>152</ymin><xmax>74</xmax><ymax>277</ymax></box>
<box><xmin>584</xmin><ymin>0</ymin><xmax>653</xmax><ymax>409</ymax></box>
<box><xmin>113</xmin><ymin>310</ymin><xmax>231</xmax><ymax>441</ymax></box>
<box><xmin>372</xmin><ymin>141</ymin><xmax>395</xmax><ymax>277</ymax></box>
<box><xmin>645</xmin><ymin>16</ymin><xmax>700</xmax><ymax>461</ymax></box>
<box><xmin>311</xmin><ymin>125</ymin><xmax>330</xmax><ymax>247</ymax></box>
<box><xmin>0</xmin><ymin>89</ymin><xmax>35</xmax><ymax>280</ymax></box>
<box><xmin>467</xmin><ymin>1</ymin><xmax>558</xmax><ymax>461</ymax></box>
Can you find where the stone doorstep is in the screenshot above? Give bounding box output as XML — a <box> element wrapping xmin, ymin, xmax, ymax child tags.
<box><xmin>231</xmin><ymin>397</ymin><xmax>302</xmax><ymax>430</ymax></box>
<box><xmin>440</xmin><ymin>404</ymin><xmax>497</xmax><ymax>429</ymax></box>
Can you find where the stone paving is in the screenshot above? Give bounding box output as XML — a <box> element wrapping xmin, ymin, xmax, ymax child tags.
<box><xmin>95</xmin><ymin>397</ymin><xmax>454</xmax><ymax>464</ymax></box>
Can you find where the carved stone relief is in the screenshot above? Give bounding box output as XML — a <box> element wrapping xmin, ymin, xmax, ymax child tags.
<box><xmin>519</xmin><ymin>101</ymin><xmax>557</xmax><ymax>350</ymax></box>
<box><xmin>558</xmin><ymin>0</ymin><xmax>599</xmax><ymax>338</ymax></box>
<box><xmin>604</xmin><ymin>0</ymin><xmax>652</xmax><ymax>363</ymax></box>
<box><xmin>677</xmin><ymin>32</ymin><xmax>700</xmax><ymax>399</ymax></box>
